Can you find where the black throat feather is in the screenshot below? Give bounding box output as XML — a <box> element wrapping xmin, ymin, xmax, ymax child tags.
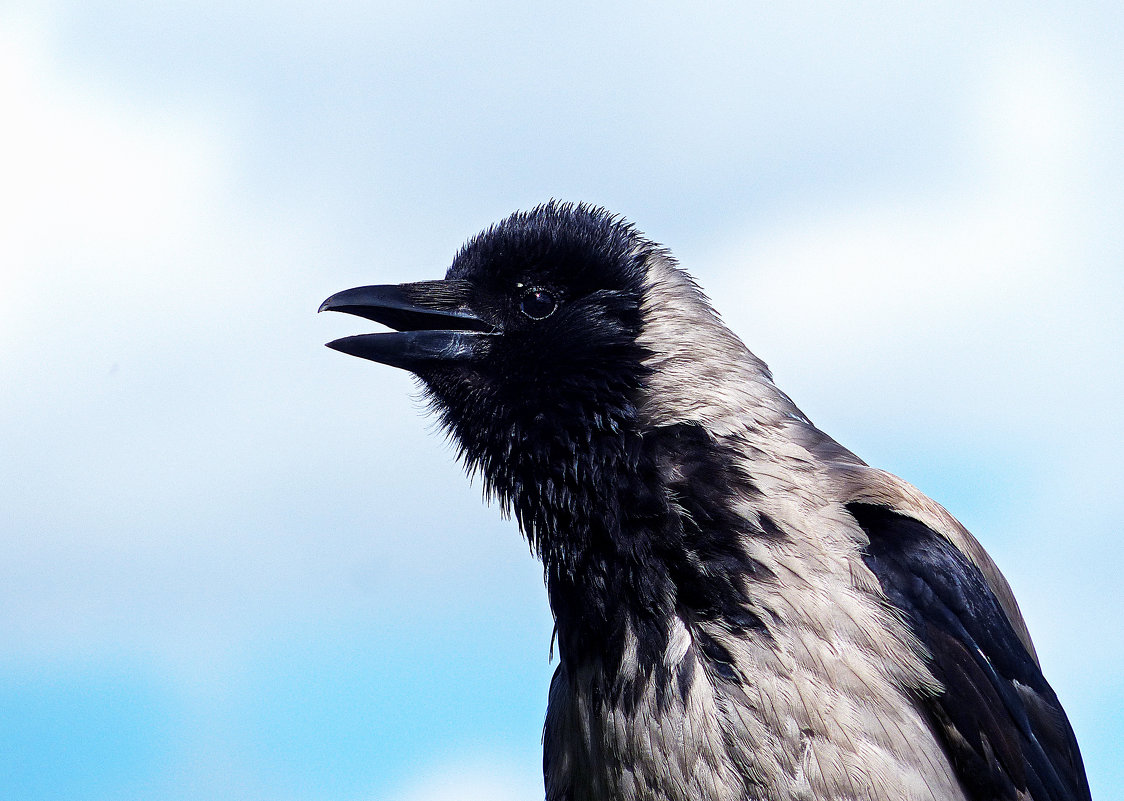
<box><xmin>429</xmin><ymin>364</ymin><xmax>772</xmax><ymax>688</ymax></box>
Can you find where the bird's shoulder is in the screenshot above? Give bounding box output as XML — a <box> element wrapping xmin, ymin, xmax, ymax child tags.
<box><xmin>841</xmin><ymin>484</ymin><xmax>1090</xmax><ymax>801</ymax></box>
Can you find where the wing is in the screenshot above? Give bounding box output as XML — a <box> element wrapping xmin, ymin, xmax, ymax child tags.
<box><xmin>848</xmin><ymin>503</ymin><xmax>1090</xmax><ymax>801</ymax></box>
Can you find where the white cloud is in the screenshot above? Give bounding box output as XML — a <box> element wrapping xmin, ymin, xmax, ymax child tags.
<box><xmin>701</xmin><ymin>33</ymin><xmax>1118</xmax><ymax>437</ymax></box>
<box><xmin>0</xmin><ymin>12</ymin><xmax>227</xmax><ymax>270</ymax></box>
<box><xmin>0</xmin><ymin>11</ymin><xmax>542</xmax><ymax>661</ymax></box>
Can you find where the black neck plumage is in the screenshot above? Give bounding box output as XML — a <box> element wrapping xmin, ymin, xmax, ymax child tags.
<box><xmin>502</xmin><ymin>422</ymin><xmax>772</xmax><ymax>683</ymax></box>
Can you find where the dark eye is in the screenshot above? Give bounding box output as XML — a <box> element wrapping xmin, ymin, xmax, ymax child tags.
<box><xmin>519</xmin><ymin>288</ymin><xmax>557</xmax><ymax>320</ymax></box>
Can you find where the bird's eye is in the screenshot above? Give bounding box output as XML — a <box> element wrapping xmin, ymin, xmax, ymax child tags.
<box><xmin>519</xmin><ymin>288</ymin><xmax>557</xmax><ymax>320</ymax></box>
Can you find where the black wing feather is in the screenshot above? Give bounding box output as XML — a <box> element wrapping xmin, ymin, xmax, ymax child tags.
<box><xmin>849</xmin><ymin>503</ymin><xmax>1090</xmax><ymax>801</ymax></box>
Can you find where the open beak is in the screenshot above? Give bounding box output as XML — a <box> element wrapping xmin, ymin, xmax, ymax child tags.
<box><xmin>319</xmin><ymin>280</ymin><xmax>496</xmax><ymax>371</ymax></box>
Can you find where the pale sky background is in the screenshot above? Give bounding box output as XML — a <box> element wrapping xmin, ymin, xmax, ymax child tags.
<box><xmin>1</xmin><ymin>2</ymin><xmax>1121</xmax><ymax>799</ymax></box>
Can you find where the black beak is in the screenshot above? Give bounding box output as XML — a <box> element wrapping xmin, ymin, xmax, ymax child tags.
<box><xmin>319</xmin><ymin>280</ymin><xmax>496</xmax><ymax>371</ymax></box>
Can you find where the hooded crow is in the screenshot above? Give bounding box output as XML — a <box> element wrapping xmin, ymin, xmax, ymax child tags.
<box><xmin>320</xmin><ymin>202</ymin><xmax>1090</xmax><ymax>801</ymax></box>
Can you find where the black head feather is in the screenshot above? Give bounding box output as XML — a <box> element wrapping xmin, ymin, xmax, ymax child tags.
<box><xmin>419</xmin><ymin>203</ymin><xmax>656</xmax><ymax>539</ymax></box>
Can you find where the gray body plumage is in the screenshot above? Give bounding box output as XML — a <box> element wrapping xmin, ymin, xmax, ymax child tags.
<box><xmin>321</xmin><ymin>203</ymin><xmax>1088</xmax><ymax>801</ymax></box>
<box><xmin>546</xmin><ymin>256</ymin><xmax>977</xmax><ymax>800</ymax></box>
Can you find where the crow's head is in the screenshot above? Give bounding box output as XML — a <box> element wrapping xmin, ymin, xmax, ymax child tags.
<box><xmin>321</xmin><ymin>203</ymin><xmax>677</xmax><ymax>522</ymax></box>
<box><xmin>321</xmin><ymin>201</ymin><xmax>784</xmax><ymax>561</ymax></box>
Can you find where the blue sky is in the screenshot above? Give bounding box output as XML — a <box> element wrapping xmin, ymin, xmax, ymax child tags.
<box><xmin>1</xmin><ymin>2</ymin><xmax>1121</xmax><ymax>799</ymax></box>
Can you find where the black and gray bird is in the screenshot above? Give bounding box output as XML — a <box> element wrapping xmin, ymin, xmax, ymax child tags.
<box><xmin>320</xmin><ymin>202</ymin><xmax>1090</xmax><ymax>801</ymax></box>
